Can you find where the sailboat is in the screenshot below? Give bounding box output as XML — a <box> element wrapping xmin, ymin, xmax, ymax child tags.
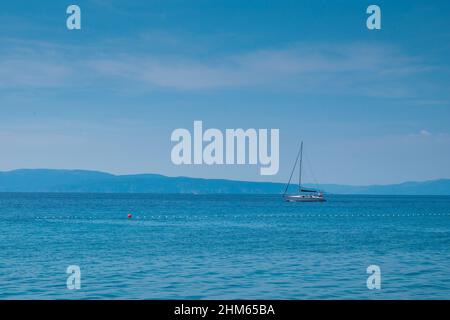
<box><xmin>283</xmin><ymin>141</ymin><xmax>326</xmax><ymax>202</ymax></box>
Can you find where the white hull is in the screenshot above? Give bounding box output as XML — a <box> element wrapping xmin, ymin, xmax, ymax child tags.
<box><xmin>283</xmin><ymin>194</ymin><xmax>326</xmax><ymax>202</ymax></box>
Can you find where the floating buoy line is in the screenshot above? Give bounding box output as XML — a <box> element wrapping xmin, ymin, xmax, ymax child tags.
<box><xmin>31</xmin><ymin>212</ymin><xmax>450</xmax><ymax>221</ymax></box>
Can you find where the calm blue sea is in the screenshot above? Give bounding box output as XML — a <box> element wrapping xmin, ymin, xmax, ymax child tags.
<box><xmin>0</xmin><ymin>193</ymin><xmax>450</xmax><ymax>299</ymax></box>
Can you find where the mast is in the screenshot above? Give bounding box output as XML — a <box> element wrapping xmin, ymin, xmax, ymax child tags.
<box><xmin>283</xmin><ymin>141</ymin><xmax>302</xmax><ymax>196</ymax></box>
<box><xmin>298</xmin><ymin>141</ymin><xmax>303</xmax><ymax>192</ymax></box>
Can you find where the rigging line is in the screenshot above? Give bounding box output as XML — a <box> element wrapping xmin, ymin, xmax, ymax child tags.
<box><xmin>283</xmin><ymin>143</ymin><xmax>302</xmax><ymax>196</ymax></box>
<box><xmin>305</xmin><ymin>150</ymin><xmax>319</xmax><ymax>187</ymax></box>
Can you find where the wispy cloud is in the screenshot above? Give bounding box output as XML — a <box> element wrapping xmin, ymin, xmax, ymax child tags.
<box><xmin>0</xmin><ymin>58</ymin><xmax>71</xmax><ymax>88</ymax></box>
<box><xmin>419</xmin><ymin>129</ymin><xmax>432</xmax><ymax>136</ymax></box>
<box><xmin>0</xmin><ymin>37</ymin><xmax>441</xmax><ymax>98</ymax></box>
<box><xmin>0</xmin><ymin>38</ymin><xmax>77</xmax><ymax>89</ymax></box>
<box><xmin>86</xmin><ymin>42</ymin><xmax>436</xmax><ymax>96</ymax></box>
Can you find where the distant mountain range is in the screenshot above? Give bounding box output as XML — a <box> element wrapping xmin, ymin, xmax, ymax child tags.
<box><xmin>0</xmin><ymin>169</ymin><xmax>450</xmax><ymax>195</ymax></box>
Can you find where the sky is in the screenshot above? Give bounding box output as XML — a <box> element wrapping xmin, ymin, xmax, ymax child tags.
<box><xmin>0</xmin><ymin>0</ymin><xmax>450</xmax><ymax>185</ymax></box>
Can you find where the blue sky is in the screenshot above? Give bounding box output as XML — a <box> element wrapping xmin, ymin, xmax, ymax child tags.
<box><xmin>1</xmin><ymin>0</ymin><xmax>450</xmax><ymax>185</ymax></box>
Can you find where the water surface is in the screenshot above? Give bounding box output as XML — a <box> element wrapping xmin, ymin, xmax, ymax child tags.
<box><xmin>1</xmin><ymin>193</ymin><xmax>449</xmax><ymax>299</ymax></box>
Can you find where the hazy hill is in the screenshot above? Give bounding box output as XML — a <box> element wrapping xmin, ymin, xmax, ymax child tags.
<box><xmin>1</xmin><ymin>169</ymin><xmax>450</xmax><ymax>195</ymax></box>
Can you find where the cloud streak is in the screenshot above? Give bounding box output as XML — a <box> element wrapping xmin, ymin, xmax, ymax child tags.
<box><xmin>0</xmin><ymin>38</ymin><xmax>440</xmax><ymax>99</ymax></box>
<box><xmin>87</xmin><ymin>42</ymin><xmax>432</xmax><ymax>95</ymax></box>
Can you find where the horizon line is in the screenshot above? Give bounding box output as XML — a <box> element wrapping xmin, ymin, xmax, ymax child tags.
<box><xmin>1</xmin><ymin>167</ymin><xmax>449</xmax><ymax>188</ymax></box>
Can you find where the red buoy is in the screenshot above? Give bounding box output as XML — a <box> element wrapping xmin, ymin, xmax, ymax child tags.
<box><xmin>127</xmin><ymin>213</ymin><xmax>133</xmax><ymax>219</ymax></box>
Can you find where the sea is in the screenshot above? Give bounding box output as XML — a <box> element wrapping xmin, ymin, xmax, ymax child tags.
<box><xmin>0</xmin><ymin>193</ymin><xmax>449</xmax><ymax>299</ymax></box>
